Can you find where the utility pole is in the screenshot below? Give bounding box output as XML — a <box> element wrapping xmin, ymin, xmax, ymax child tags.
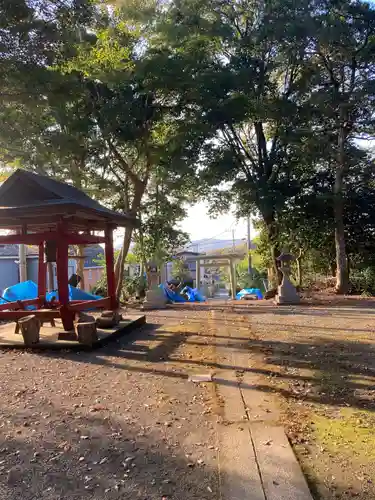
<box><xmin>18</xmin><ymin>244</ymin><xmax>27</xmax><ymax>282</ymax></box>
<box><xmin>247</xmin><ymin>216</ymin><xmax>252</xmax><ymax>277</ymax></box>
<box><xmin>232</xmin><ymin>229</ymin><xmax>235</xmax><ymax>252</ymax></box>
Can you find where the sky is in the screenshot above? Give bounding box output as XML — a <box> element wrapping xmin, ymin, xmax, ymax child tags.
<box><xmin>179</xmin><ymin>201</ymin><xmax>257</xmax><ymax>243</ymax></box>
<box><xmin>113</xmin><ymin>202</ymin><xmax>256</xmax><ymax>249</ymax></box>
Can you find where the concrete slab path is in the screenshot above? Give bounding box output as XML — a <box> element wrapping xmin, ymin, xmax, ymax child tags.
<box><xmin>211</xmin><ymin>309</ymin><xmax>314</xmax><ymax>500</ymax></box>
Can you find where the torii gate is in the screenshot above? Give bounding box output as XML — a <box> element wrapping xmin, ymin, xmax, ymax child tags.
<box><xmin>185</xmin><ymin>253</ymin><xmax>244</xmax><ymax>299</ymax></box>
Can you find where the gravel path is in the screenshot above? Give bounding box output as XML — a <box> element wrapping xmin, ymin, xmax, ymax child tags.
<box><xmin>0</xmin><ymin>310</ymin><xmax>220</xmax><ymax>499</ymax></box>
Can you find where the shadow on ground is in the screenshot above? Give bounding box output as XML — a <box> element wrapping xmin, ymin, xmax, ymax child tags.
<box><xmin>0</xmin><ymin>404</ymin><xmax>220</xmax><ymax>500</ymax></box>
<box><xmin>5</xmin><ymin>305</ymin><xmax>373</xmax><ymax>500</ymax></box>
<box><xmin>38</xmin><ymin>316</ymin><xmax>375</xmax><ymax>414</ymax></box>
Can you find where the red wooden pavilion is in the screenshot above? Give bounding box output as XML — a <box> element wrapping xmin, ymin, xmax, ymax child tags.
<box><xmin>0</xmin><ymin>170</ymin><xmax>137</xmax><ymax>331</ymax></box>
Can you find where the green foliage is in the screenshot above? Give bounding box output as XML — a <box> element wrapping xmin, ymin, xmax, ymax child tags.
<box><xmin>92</xmin><ymin>271</ymin><xmax>146</xmax><ymax>300</ymax></box>
<box><xmin>94</xmin><ymin>250</ymin><xmax>137</xmax><ymax>267</ymax></box>
<box><xmin>0</xmin><ymin>0</ymin><xmax>199</xmax><ymax>294</ymax></box>
<box><xmin>171</xmin><ymin>259</ymin><xmax>192</xmax><ymax>282</ymax></box>
<box><xmin>2</xmin><ymin>0</ymin><xmax>375</xmax><ymax>297</ymax></box>
<box><xmin>132</xmin><ymin>175</ymin><xmax>190</xmax><ymax>266</ymax></box>
<box><xmin>237</xmin><ymin>268</ymin><xmax>267</xmax><ymax>292</ymax></box>
<box><xmin>350</xmin><ymin>268</ymin><xmax>375</xmax><ymax>296</ymax></box>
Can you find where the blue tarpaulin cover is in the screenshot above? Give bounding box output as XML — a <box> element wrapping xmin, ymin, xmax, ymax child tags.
<box><xmin>2</xmin><ymin>280</ymin><xmax>38</xmax><ymax>303</ymax></box>
<box><xmin>181</xmin><ymin>286</ymin><xmax>206</xmax><ymax>302</ymax></box>
<box><xmin>46</xmin><ymin>286</ymin><xmax>102</xmax><ymax>302</ymax></box>
<box><xmin>0</xmin><ymin>281</ymin><xmax>102</xmax><ymax>310</ymax></box>
<box><xmin>236</xmin><ymin>288</ymin><xmax>263</xmax><ymax>300</ymax></box>
<box><xmin>160</xmin><ymin>284</ymin><xmax>206</xmax><ymax>303</ymax></box>
<box><xmin>159</xmin><ymin>284</ymin><xmax>185</xmax><ymax>302</ymax></box>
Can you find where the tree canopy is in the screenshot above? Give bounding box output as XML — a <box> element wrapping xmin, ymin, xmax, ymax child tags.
<box><xmin>1</xmin><ymin>0</ymin><xmax>375</xmax><ymax>294</ymax></box>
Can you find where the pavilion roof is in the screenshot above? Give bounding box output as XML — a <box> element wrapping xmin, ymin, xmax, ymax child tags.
<box><xmin>0</xmin><ymin>170</ymin><xmax>137</xmax><ymax>231</ymax></box>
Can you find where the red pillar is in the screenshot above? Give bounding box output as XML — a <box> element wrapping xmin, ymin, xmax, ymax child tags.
<box><xmin>56</xmin><ymin>233</ymin><xmax>74</xmax><ymax>330</ymax></box>
<box><xmin>38</xmin><ymin>242</ymin><xmax>46</xmax><ymax>298</ymax></box>
<box><xmin>105</xmin><ymin>226</ymin><xmax>118</xmax><ymax>310</ymax></box>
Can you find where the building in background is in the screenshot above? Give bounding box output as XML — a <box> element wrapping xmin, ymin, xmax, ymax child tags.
<box><xmin>82</xmin><ymin>245</ymin><xmax>104</xmax><ymax>291</ymax></box>
<box><xmin>0</xmin><ymin>244</ymin><xmax>104</xmax><ymax>295</ymax></box>
<box><xmin>84</xmin><ymin>266</ymin><xmax>104</xmax><ymax>291</ymax></box>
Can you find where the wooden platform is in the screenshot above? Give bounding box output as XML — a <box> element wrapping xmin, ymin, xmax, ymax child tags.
<box><xmin>0</xmin><ymin>314</ymin><xmax>146</xmax><ymax>350</ymax></box>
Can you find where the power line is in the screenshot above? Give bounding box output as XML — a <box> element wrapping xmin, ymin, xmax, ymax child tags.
<box><xmin>186</xmin><ymin>224</ymin><xmax>237</xmax><ymax>248</ymax></box>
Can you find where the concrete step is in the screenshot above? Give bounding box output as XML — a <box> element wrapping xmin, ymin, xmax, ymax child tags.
<box><xmin>219</xmin><ymin>424</ymin><xmax>265</xmax><ymax>500</ymax></box>
<box><xmin>213</xmin><ymin>370</ymin><xmax>247</xmax><ymax>422</ymax></box>
<box><xmin>251</xmin><ymin>424</ymin><xmax>314</xmax><ymax>500</ymax></box>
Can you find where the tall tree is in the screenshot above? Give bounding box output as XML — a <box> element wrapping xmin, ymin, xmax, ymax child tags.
<box><xmin>139</xmin><ymin>0</ymin><xmax>318</xmax><ymax>283</ymax></box>
<box><xmin>0</xmin><ymin>1</ymin><xmax>199</xmax><ymax>298</ymax></box>
<box><xmin>308</xmin><ymin>0</ymin><xmax>375</xmax><ymax>292</ymax></box>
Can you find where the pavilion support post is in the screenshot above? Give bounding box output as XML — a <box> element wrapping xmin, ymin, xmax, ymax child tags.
<box><xmin>56</xmin><ymin>235</ymin><xmax>74</xmax><ymax>331</ymax></box>
<box><xmin>38</xmin><ymin>242</ymin><xmax>46</xmax><ymax>298</ymax></box>
<box><xmin>196</xmin><ymin>261</ymin><xmax>201</xmax><ymax>290</ymax></box>
<box><xmin>105</xmin><ymin>226</ymin><xmax>118</xmax><ymax>310</ymax></box>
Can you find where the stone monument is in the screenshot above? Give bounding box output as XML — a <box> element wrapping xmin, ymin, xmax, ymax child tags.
<box><xmin>275</xmin><ymin>252</ymin><xmax>300</xmax><ymax>305</ymax></box>
<box><xmin>142</xmin><ymin>261</ymin><xmax>167</xmax><ymax>310</ymax></box>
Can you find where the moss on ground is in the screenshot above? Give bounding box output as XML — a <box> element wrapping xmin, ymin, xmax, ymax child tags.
<box><xmin>312</xmin><ymin>407</ymin><xmax>375</xmax><ymax>461</ymax></box>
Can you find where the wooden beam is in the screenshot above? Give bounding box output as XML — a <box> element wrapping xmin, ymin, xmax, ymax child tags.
<box><xmin>0</xmin><ymin>298</ymin><xmax>43</xmax><ymax>311</ymax></box>
<box><xmin>68</xmin><ymin>297</ymin><xmax>111</xmax><ymax>312</ymax></box>
<box><xmin>38</xmin><ymin>243</ymin><xmax>46</xmax><ymax>297</ymax></box>
<box><xmin>0</xmin><ymin>232</ymin><xmax>105</xmax><ymax>245</ymax></box>
<box><xmin>56</xmin><ymin>227</ymin><xmax>69</xmax><ymax>308</ymax></box>
<box><xmin>65</xmin><ymin>234</ymin><xmax>106</xmax><ymax>245</ymax></box>
<box><xmin>0</xmin><ymin>310</ymin><xmax>60</xmax><ymax>320</ymax></box>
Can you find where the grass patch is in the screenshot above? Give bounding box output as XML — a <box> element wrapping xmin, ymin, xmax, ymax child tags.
<box><xmin>312</xmin><ymin>407</ymin><xmax>375</xmax><ymax>461</ymax></box>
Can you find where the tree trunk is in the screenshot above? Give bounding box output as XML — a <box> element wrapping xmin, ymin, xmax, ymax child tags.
<box><xmin>114</xmin><ymin>226</ymin><xmax>133</xmax><ymax>300</ymax></box>
<box><xmin>334</xmin><ymin>122</ymin><xmax>349</xmax><ymax>294</ymax></box>
<box><xmin>296</xmin><ymin>249</ymin><xmax>303</xmax><ymax>287</ymax></box>
<box><xmin>330</xmin><ymin>261</ymin><xmax>336</xmax><ymax>277</ymax></box>
<box><xmin>264</xmin><ymin>213</ymin><xmax>282</xmax><ymax>286</ymax></box>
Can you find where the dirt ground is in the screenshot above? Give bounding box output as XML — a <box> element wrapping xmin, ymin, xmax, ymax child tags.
<box><xmin>0</xmin><ymin>297</ymin><xmax>374</xmax><ymax>499</ymax></box>
<box><xmin>213</xmin><ymin>295</ymin><xmax>375</xmax><ymax>500</ymax></box>
<box><xmin>0</xmin><ymin>311</ymin><xmax>220</xmax><ymax>499</ymax></box>
<box><xmin>152</xmin><ymin>298</ymin><xmax>375</xmax><ymax>500</ymax></box>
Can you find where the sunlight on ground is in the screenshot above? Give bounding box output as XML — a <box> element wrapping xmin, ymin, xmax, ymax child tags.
<box><xmin>312</xmin><ymin>408</ymin><xmax>375</xmax><ymax>461</ymax></box>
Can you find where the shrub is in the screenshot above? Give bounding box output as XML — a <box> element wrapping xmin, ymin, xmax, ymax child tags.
<box><xmin>91</xmin><ymin>273</ymin><xmax>147</xmax><ymax>300</ymax></box>
<box><xmin>349</xmin><ymin>267</ymin><xmax>375</xmax><ymax>296</ymax></box>
<box><xmin>237</xmin><ymin>268</ymin><xmax>267</xmax><ymax>291</ymax></box>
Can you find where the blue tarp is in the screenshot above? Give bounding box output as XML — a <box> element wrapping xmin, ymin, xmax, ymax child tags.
<box><xmin>0</xmin><ymin>281</ymin><xmax>38</xmax><ymax>309</ymax></box>
<box><xmin>46</xmin><ymin>286</ymin><xmax>102</xmax><ymax>303</ymax></box>
<box><xmin>181</xmin><ymin>286</ymin><xmax>206</xmax><ymax>302</ymax></box>
<box><xmin>236</xmin><ymin>288</ymin><xmax>263</xmax><ymax>300</ymax></box>
<box><xmin>2</xmin><ymin>280</ymin><xmax>38</xmax><ymax>303</ymax></box>
<box><xmin>160</xmin><ymin>284</ymin><xmax>206</xmax><ymax>303</ymax></box>
<box><xmin>0</xmin><ymin>280</ymin><xmax>102</xmax><ymax>310</ymax></box>
<box><xmin>159</xmin><ymin>284</ymin><xmax>186</xmax><ymax>302</ymax></box>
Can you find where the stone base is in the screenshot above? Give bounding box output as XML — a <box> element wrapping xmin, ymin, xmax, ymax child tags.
<box><xmin>275</xmin><ymin>294</ymin><xmax>300</xmax><ymax>305</ymax></box>
<box><xmin>275</xmin><ymin>280</ymin><xmax>300</xmax><ymax>305</ymax></box>
<box><xmin>142</xmin><ymin>288</ymin><xmax>167</xmax><ymax>310</ymax></box>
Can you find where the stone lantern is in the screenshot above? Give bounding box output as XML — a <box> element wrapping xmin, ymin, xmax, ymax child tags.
<box><xmin>142</xmin><ymin>261</ymin><xmax>167</xmax><ymax>310</ymax></box>
<box><xmin>275</xmin><ymin>252</ymin><xmax>300</xmax><ymax>305</ymax></box>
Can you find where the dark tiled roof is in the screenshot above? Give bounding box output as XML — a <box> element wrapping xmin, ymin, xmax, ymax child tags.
<box><xmin>0</xmin><ymin>169</ymin><xmax>137</xmax><ymax>228</ymax></box>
